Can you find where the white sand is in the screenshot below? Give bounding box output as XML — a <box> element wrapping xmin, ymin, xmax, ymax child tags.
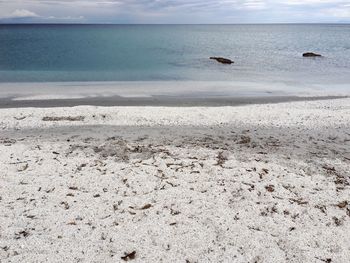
<box><xmin>0</xmin><ymin>98</ymin><xmax>349</xmax><ymax>262</ymax></box>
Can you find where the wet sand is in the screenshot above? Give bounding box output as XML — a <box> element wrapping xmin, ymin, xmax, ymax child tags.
<box><xmin>0</xmin><ymin>95</ymin><xmax>347</xmax><ymax>108</ymax></box>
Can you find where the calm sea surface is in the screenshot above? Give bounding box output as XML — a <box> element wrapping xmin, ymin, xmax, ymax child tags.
<box><xmin>0</xmin><ymin>24</ymin><xmax>350</xmax><ymax>92</ymax></box>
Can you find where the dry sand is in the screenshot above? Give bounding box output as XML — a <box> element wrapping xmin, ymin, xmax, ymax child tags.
<box><xmin>0</xmin><ymin>98</ymin><xmax>349</xmax><ymax>262</ymax></box>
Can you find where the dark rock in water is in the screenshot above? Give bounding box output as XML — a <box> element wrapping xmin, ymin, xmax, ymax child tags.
<box><xmin>210</xmin><ymin>57</ymin><xmax>234</xmax><ymax>64</ymax></box>
<box><xmin>303</xmin><ymin>52</ymin><xmax>322</xmax><ymax>57</ymax></box>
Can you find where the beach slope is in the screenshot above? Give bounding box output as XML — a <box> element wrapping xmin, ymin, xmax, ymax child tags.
<box><xmin>0</xmin><ymin>98</ymin><xmax>349</xmax><ymax>262</ymax></box>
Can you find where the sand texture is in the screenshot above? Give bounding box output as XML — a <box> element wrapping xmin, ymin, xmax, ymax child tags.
<box><xmin>0</xmin><ymin>98</ymin><xmax>349</xmax><ymax>262</ymax></box>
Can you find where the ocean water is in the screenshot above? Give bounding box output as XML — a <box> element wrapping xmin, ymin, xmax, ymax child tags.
<box><xmin>0</xmin><ymin>24</ymin><xmax>350</xmax><ymax>95</ymax></box>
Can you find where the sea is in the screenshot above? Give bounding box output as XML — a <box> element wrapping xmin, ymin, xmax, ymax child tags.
<box><xmin>0</xmin><ymin>24</ymin><xmax>350</xmax><ymax>99</ymax></box>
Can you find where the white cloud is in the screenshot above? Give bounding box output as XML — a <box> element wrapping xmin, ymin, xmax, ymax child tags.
<box><xmin>0</xmin><ymin>0</ymin><xmax>350</xmax><ymax>23</ymax></box>
<box><xmin>323</xmin><ymin>6</ymin><xmax>350</xmax><ymax>18</ymax></box>
<box><xmin>241</xmin><ymin>0</ymin><xmax>267</xmax><ymax>10</ymax></box>
<box><xmin>47</xmin><ymin>15</ymin><xmax>85</xmax><ymax>20</ymax></box>
<box><xmin>0</xmin><ymin>8</ymin><xmax>85</xmax><ymax>22</ymax></box>
<box><xmin>4</xmin><ymin>9</ymin><xmax>39</xmax><ymax>19</ymax></box>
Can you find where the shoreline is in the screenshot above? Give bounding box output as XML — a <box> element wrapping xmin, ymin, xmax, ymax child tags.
<box><xmin>1</xmin><ymin>81</ymin><xmax>350</xmax><ymax>109</ymax></box>
<box><xmin>0</xmin><ymin>95</ymin><xmax>348</xmax><ymax>108</ymax></box>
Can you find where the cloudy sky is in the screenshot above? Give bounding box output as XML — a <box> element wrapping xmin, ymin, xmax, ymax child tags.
<box><xmin>0</xmin><ymin>0</ymin><xmax>349</xmax><ymax>23</ymax></box>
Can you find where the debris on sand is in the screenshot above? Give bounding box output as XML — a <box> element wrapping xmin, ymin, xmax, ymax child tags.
<box><xmin>238</xmin><ymin>135</ymin><xmax>251</xmax><ymax>144</ymax></box>
<box><xmin>15</xmin><ymin>230</ymin><xmax>30</xmax><ymax>239</ymax></box>
<box><xmin>140</xmin><ymin>204</ymin><xmax>152</xmax><ymax>210</ymax></box>
<box><xmin>322</xmin><ymin>165</ymin><xmax>336</xmax><ymax>172</ymax></box>
<box><xmin>289</xmin><ymin>198</ymin><xmax>308</xmax><ymax>206</ymax></box>
<box><xmin>216</xmin><ymin>151</ymin><xmax>230</xmax><ymax>166</ymax></box>
<box><xmin>17</xmin><ymin>163</ymin><xmax>29</xmax><ymax>172</ymax></box>
<box><xmin>14</xmin><ymin>116</ymin><xmax>27</xmax><ymax>120</ymax></box>
<box><xmin>42</xmin><ymin>116</ymin><xmax>85</xmax><ymax>122</ymax></box>
<box><xmin>121</xmin><ymin>251</ymin><xmax>136</xmax><ymax>261</ymax></box>
<box><xmin>265</xmin><ymin>185</ymin><xmax>275</xmax><ymax>192</ymax></box>
<box><xmin>336</xmin><ymin>201</ymin><xmax>348</xmax><ymax>209</ymax></box>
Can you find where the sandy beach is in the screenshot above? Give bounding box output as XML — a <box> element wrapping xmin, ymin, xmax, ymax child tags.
<box><xmin>0</xmin><ymin>98</ymin><xmax>349</xmax><ymax>262</ymax></box>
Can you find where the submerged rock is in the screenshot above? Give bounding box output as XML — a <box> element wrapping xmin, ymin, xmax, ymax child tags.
<box><xmin>210</xmin><ymin>57</ymin><xmax>234</xmax><ymax>64</ymax></box>
<box><xmin>303</xmin><ymin>52</ymin><xmax>322</xmax><ymax>57</ymax></box>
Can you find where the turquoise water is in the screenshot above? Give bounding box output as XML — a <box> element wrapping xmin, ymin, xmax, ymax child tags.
<box><xmin>0</xmin><ymin>24</ymin><xmax>350</xmax><ymax>88</ymax></box>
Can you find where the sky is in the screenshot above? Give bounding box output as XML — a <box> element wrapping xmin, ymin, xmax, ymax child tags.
<box><xmin>0</xmin><ymin>0</ymin><xmax>349</xmax><ymax>24</ymax></box>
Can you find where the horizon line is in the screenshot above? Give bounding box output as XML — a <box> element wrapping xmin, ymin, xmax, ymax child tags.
<box><xmin>1</xmin><ymin>22</ymin><xmax>350</xmax><ymax>25</ymax></box>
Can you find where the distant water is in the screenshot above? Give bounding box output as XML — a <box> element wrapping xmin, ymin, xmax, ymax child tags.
<box><xmin>0</xmin><ymin>24</ymin><xmax>350</xmax><ymax>91</ymax></box>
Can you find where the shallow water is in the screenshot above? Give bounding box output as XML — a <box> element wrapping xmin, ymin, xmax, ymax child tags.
<box><xmin>0</xmin><ymin>24</ymin><xmax>350</xmax><ymax>96</ymax></box>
